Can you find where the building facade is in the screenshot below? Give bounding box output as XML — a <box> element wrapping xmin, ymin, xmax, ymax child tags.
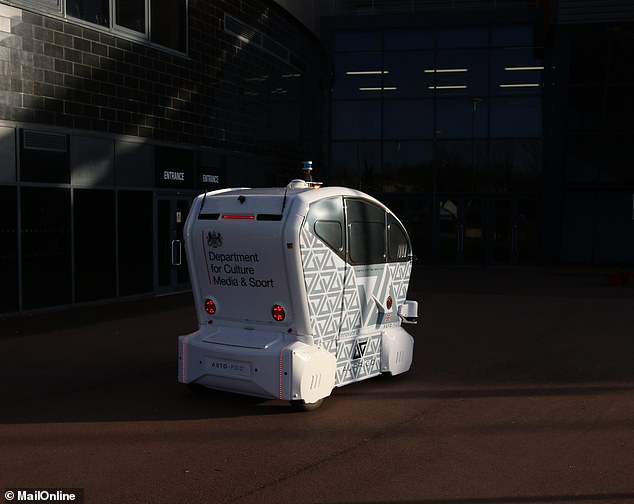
<box><xmin>322</xmin><ymin>0</ymin><xmax>634</xmax><ymax>267</ymax></box>
<box><xmin>0</xmin><ymin>0</ymin><xmax>326</xmax><ymax>314</ymax></box>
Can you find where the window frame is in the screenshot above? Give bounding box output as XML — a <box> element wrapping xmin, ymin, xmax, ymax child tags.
<box><xmin>7</xmin><ymin>0</ymin><xmax>188</xmax><ymax>55</ymax></box>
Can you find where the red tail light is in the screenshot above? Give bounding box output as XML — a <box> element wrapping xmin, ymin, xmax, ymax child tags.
<box><xmin>272</xmin><ymin>304</ymin><xmax>285</xmax><ymax>321</ymax></box>
<box><xmin>386</xmin><ymin>296</ymin><xmax>393</xmax><ymax>310</ymax></box>
<box><xmin>204</xmin><ymin>298</ymin><xmax>216</xmax><ymax>315</ymax></box>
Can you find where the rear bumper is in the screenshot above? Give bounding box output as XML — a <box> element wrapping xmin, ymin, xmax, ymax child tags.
<box><xmin>178</xmin><ymin>329</ymin><xmax>336</xmax><ymax>403</ymax></box>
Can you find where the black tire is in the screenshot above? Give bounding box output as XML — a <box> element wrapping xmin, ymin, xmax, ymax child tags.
<box><xmin>291</xmin><ymin>398</ymin><xmax>324</xmax><ymax>411</ymax></box>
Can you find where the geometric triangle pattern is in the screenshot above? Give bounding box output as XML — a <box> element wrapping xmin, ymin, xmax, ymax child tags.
<box><xmin>335</xmin><ymin>333</ymin><xmax>381</xmax><ymax>385</ymax></box>
<box><xmin>300</xmin><ymin>226</ymin><xmax>413</xmax><ymax>387</ymax></box>
<box><xmin>300</xmin><ymin>227</ymin><xmax>347</xmax><ymax>352</ymax></box>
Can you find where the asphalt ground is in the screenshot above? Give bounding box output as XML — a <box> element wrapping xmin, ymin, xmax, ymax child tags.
<box><xmin>1</xmin><ymin>266</ymin><xmax>633</xmax><ymax>504</ymax></box>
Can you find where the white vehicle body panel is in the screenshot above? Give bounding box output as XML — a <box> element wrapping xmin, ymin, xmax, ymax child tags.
<box><xmin>178</xmin><ymin>182</ymin><xmax>416</xmax><ymax>404</ymax></box>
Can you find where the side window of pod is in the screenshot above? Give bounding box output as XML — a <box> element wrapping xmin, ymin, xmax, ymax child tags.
<box><xmin>346</xmin><ymin>198</ymin><xmax>386</xmax><ymax>265</ymax></box>
<box><xmin>305</xmin><ymin>197</ymin><xmax>345</xmax><ymax>260</ymax></box>
<box><xmin>387</xmin><ymin>213</ymin><xmax>411</xmax><ymax>262</ymax></box>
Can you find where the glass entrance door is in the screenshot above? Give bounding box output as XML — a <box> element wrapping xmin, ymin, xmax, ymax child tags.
<box><xmin>438</xmin><ymin>196</ymin><xmax>483</xmax><ymax>264</ymax></box>
<box><xmin>155</xmin><ymin>195</ymin><xmax>192</xmax><ymax>292</ymax></box>
<box><xmin>491</xmin><ymin>198</ymin><xmax>538</xmax><ymax>264</ymax></box>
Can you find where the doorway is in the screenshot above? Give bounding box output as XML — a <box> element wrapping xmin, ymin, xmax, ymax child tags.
<box><xmin>155</xmin><ymin>194</ymin><xmax>192</xmax><ymax>293</ymax></box>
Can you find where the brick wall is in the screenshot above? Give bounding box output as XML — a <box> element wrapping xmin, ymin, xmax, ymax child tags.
<box><xmin>0</xmin><ymin>0</ymin><xmax>324</xmax><ymax>162</ymax></box>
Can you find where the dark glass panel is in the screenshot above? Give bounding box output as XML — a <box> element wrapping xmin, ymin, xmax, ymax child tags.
<box><xmin>157</xmin><ymin>199</ymin><xmax>170</xmax><ymax>287</ymax></box>
<box><xmin>594</xmin><ymin>191</ymin><xmax>634</xmax><ymax>264</ymax></box>
<box><xmin>331</xmin><ymin>142</ymin><xmax>381</xmax><ymax>192</ymax></box>
<box><xmin>67</xmin><ymin>0</ymin><xmax>109</xmax><ymax>26</ymax></box>
<box><xmin>116</xmin><ymin>0</ymin><xmax>145</xmax><ymax>33</ymax></box>
<box><xmin>565</xmin><ymin>134</ymin><xmax>600</xmax><ymax>183</ymax></box>
<box><xmin>346</xmin><ymin>199</ymin><xmax>386</xmax><ymax>264</ymax></box>
<box><xmin>607</xmin><ymin>24</ymin><xmax>634</xmax><ymax>85</ymax></box>
<box><xmin>435</xmin><ymin>140</ymin><xmax>488</xmax><ymax>193</ymax></box>
<box><xmin>434</xmin><ymin>50</ymin><xmax>488</xmax><ymax>96</ymax></box>
<box><xmin>151</xmin><ymin>0</ymin><xmax>186</xmax><ymax>52</ymax></box>
<box><xmin>382</xmin><ymin>51</ymin><xmax>435</xmax><ymax>98</ymax></box>
<box><xmin>0</xmin><ymin>187</ymin><xmax>18</xmax><ymax>313</ymax></box>
<box><xmin>489</xmin><ymin>139</ymin><xmax>542</xmax><ymax>192</ymax></box>
<box><xmin>517</xmin><ymin>199</ymin><xmax>538</xmax><ymax>263</ymax></box>
<box><xmin>569</xmin><ymin>25</ymin><xmax>607</xmax><ymax>85</ymax></box>
<box><xmin>491</xmin><ymin>26</ymin><xmax>534</xmax><ymax>47</ymax></box>
<box><xmin>0</xmin><ymin>127</ymin><xmax>16</xmax><ymax>183</ymax></box>
<box><xmin>438</xmin><ymin>198</ymin><xmax>458</xmax><ymax>262</ymax></box>
<box><xmin>118</xmin><ymin>191</ymin><xmax>153</xmax><ymax>295</ymax></box>
<box><xmin>21</xmin><ymin>187</ymin><xmax>71</xmax><ymax>309</ymax></box>
<box><xmin>74</xmin><ymin>190</ymin><xmax>116</xmax><ymax>302</ymax></box>
<box><xmin>491</xmin><ymin>48</ymin><xmax>543</xmax><ymax>96</ymax></box>
<box><xmin>387</xmin><ymin>214</ymin><xmax>410</xmax><ymax>261</ymax></box>
<box><xmin>331</xmin><ymin>101</ymin><xmax>382</xmax><ymax>140</ymax></box>
<box><xmin>436</xmin><ymin>98</ymin><xmax>488</xmax><ymax>139</ymax></box>
<box><xmin>20</xmin><ymin>131</ymin><xmax>69</xmax><ymax>184</ymax></box>
<box><xmin>605</xmin><ymin>85</ymin><xmax>634</xmax><ymax>133</ymax></box>
<box><xmin>306</xmin><ymin>197</ymin><xmax>345</xmax><ymax>258</ymax></box>
<box><xmin>567</xmin><ymin>86</ymin><xmax>604</xmax><ymax>132</ymax></box>
<box><xmin>335</xmin><ymin>32</ymin><xmax>381</xmax><ymax>52</ymax></box>
<box><xmin>463</xmin><ymin>199</ymin><xmax>483</xmax><ymax>263</ymax></box>
<box><xmin>493</xmin><ymin>199</ymin><xmax>513</xmax><ymax>262</ymax></box>
<box><xmin>490</xmin><ymin>97</ymin><xmax>542</xmax><ymax>138</ymax></box>
<box><xmin>560</xmin><ymin>191</ymin><xmax>595</xmax><ymax>264</ymax></box>
<box><xmin>383</xmin><ymin>100</ymin><xmax>434</xmax><ymax>139</ymax></box>
<box><xmin>602</xmin><ymin>134</ymin><xmax>634</xmax><ymax>184</ymax></box>
<box><xmin>383</xmin><ymin>141</ymin><xmax>434</xmax><ymax>192</ymax></box>
<box><xmin>384</xmin><ymin>30</ymin><xmax>433</xmax><ymax>51</ymax></box>
<box><xmin>436</xmin><ymin>28</ymin><xmax>488</xmax><ymax>48</ymax></box>
<box><xmin>333</xmin><ymin>52</ymin><xmax>383</xmax><ymax>99</ymax></box>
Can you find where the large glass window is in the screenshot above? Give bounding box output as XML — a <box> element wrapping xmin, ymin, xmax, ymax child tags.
<box><xmin>65</xmin><ymin>0</ymin><xmax>188</xmax><ymax>53</ymax></box>
<box><xmin>434</xmin><ymin>49</ymin><xmax>488</xmax><ymax>96</ymax></box>
<box><xmin>333</xmin><ymin>53</ymin><xmax>383</xmax><ymax>100</ymax></box>
<box><xmin>116</xmin><ymin>0</ymin><xmax>145</xmax><ymax>33</ymax></box>
<box><xmin>387</xmin><ymin>214</ymin><xmax>411</xmax><ymax>261</ymax></box>
<box><xmin>382</xmin><ymin>51</ymin><xmax>435</xmax><ymax>98</ymax></box>
<box><xmin>436</xmin><ymin>99</ymin><xmax>488</xmax><ymax>139</ymax></box>
<box><xmin>490</xmin><ymin>97</ymin><xmax>541</xmax><ymax>138</ymax></box>
<box><xmin>0</xmin><ymin>187</ymin><xmax>18</xmax><ymax>313</ymax></box>
<box><xmin>332</xmin><ymin>101</ymin><xmax>382</xmax><ymax>140</ymax></box>
<box><xmin>330</xmin><ymin>25</ymin><xmax>543</xmax><ymax>195</ymax></box>
<box><xmin>491</xmin><ymin>48</ymin><xmax>543</xmax><ymax>95</ymax></box>
<box><xmin>21</xmin><ymin>188</ymin><xmax>72</xmax><ymax>310</ymax></box>
<box><xmin>331</xmin><ymin>141</ymin><xmax>381</xmax><ymax>191</ymax></box>
<box><xmin>67</xmin><ymin>0</ymin><xmax>109</xmax><ymax>26</ymax></box>
<box><xmin>383</xmin><ymin>100</ymin><xmax>434</xmax><ymax>139</ymax></box>
<box><xmin>20</xmin><ymin>130</ymin><xmax>69</xmax><ymax>184</ymax></box>
<box><xmin>118</xmin><ymin>191</ymin><xmax>153</xmax><ymax>295</ymax></box>
<box><xmin>305</xmin><ymin>197</ymin><xmax>345</xmax><ymax>259</ymax></box>
<box><xmin>75</xmin><ymin>189</ymin><xmax>116</xmax><ymax>302</ymax></box>
<box><xmin>151</xmin><ymin>0</ymin><xmax>187</xmax><ymax>52</ymax></box>
<box><xmin>383</xmin><ymin>141</ymin><xmax>434</xmax><ymax>191</ymax></box>
<box><xmin>384</xmin><ymin>30</ymin><xmax>433</xmax><ymax>51</ymax></box>
<box><xmin>346</xmin><ymin>199</ymin><xmax>386</xmax><ymax>264</ymax></box>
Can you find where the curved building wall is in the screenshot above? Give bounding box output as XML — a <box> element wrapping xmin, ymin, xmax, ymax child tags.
<box><xmin>0</xmin><ymin>0</ymin><xmax>326</xmax><ymax>314</ymax></box>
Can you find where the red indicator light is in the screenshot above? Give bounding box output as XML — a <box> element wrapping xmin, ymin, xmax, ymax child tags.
<box><xmin>222</xmin><ymin>214</ymin><xmax>254</xmax><ymax>220</ymax></box>
<box><xmin>386</xmin><ymin>296</ymin><xmax>393</xmax><ymax>310</ymax></box>
<box><xmin>272</xmin><ymin>304</ymin><xmax>285</xmax><ymax>322</ymax></box>
<box><xmin>204</xmin><ymin>298</ymin><xmax>216</xmax><ymax>315</ymax></box>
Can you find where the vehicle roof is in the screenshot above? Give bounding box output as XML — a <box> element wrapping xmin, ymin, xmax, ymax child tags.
<box><xmin>199</xmin><ymin>184</ymin><xmax>391</xmax><ymax>214</ymax></box>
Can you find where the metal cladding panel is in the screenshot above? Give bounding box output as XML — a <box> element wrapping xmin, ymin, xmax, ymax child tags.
<box><xmin>556</xmin><ymin>0</ymin><xmax>634</xmax><ymax>23</ymax></box>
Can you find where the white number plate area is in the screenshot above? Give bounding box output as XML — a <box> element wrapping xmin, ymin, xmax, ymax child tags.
<box><xmin>207</xmin><ymin>357</ymin><xmax>252</xmax><ymax>377</ymax></box>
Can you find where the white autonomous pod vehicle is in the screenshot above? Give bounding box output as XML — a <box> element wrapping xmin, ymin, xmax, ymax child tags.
<box><xmin>178</xmin><ymin>175</ymin><xmax>418</xmax><ymax>410</ymax></box>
